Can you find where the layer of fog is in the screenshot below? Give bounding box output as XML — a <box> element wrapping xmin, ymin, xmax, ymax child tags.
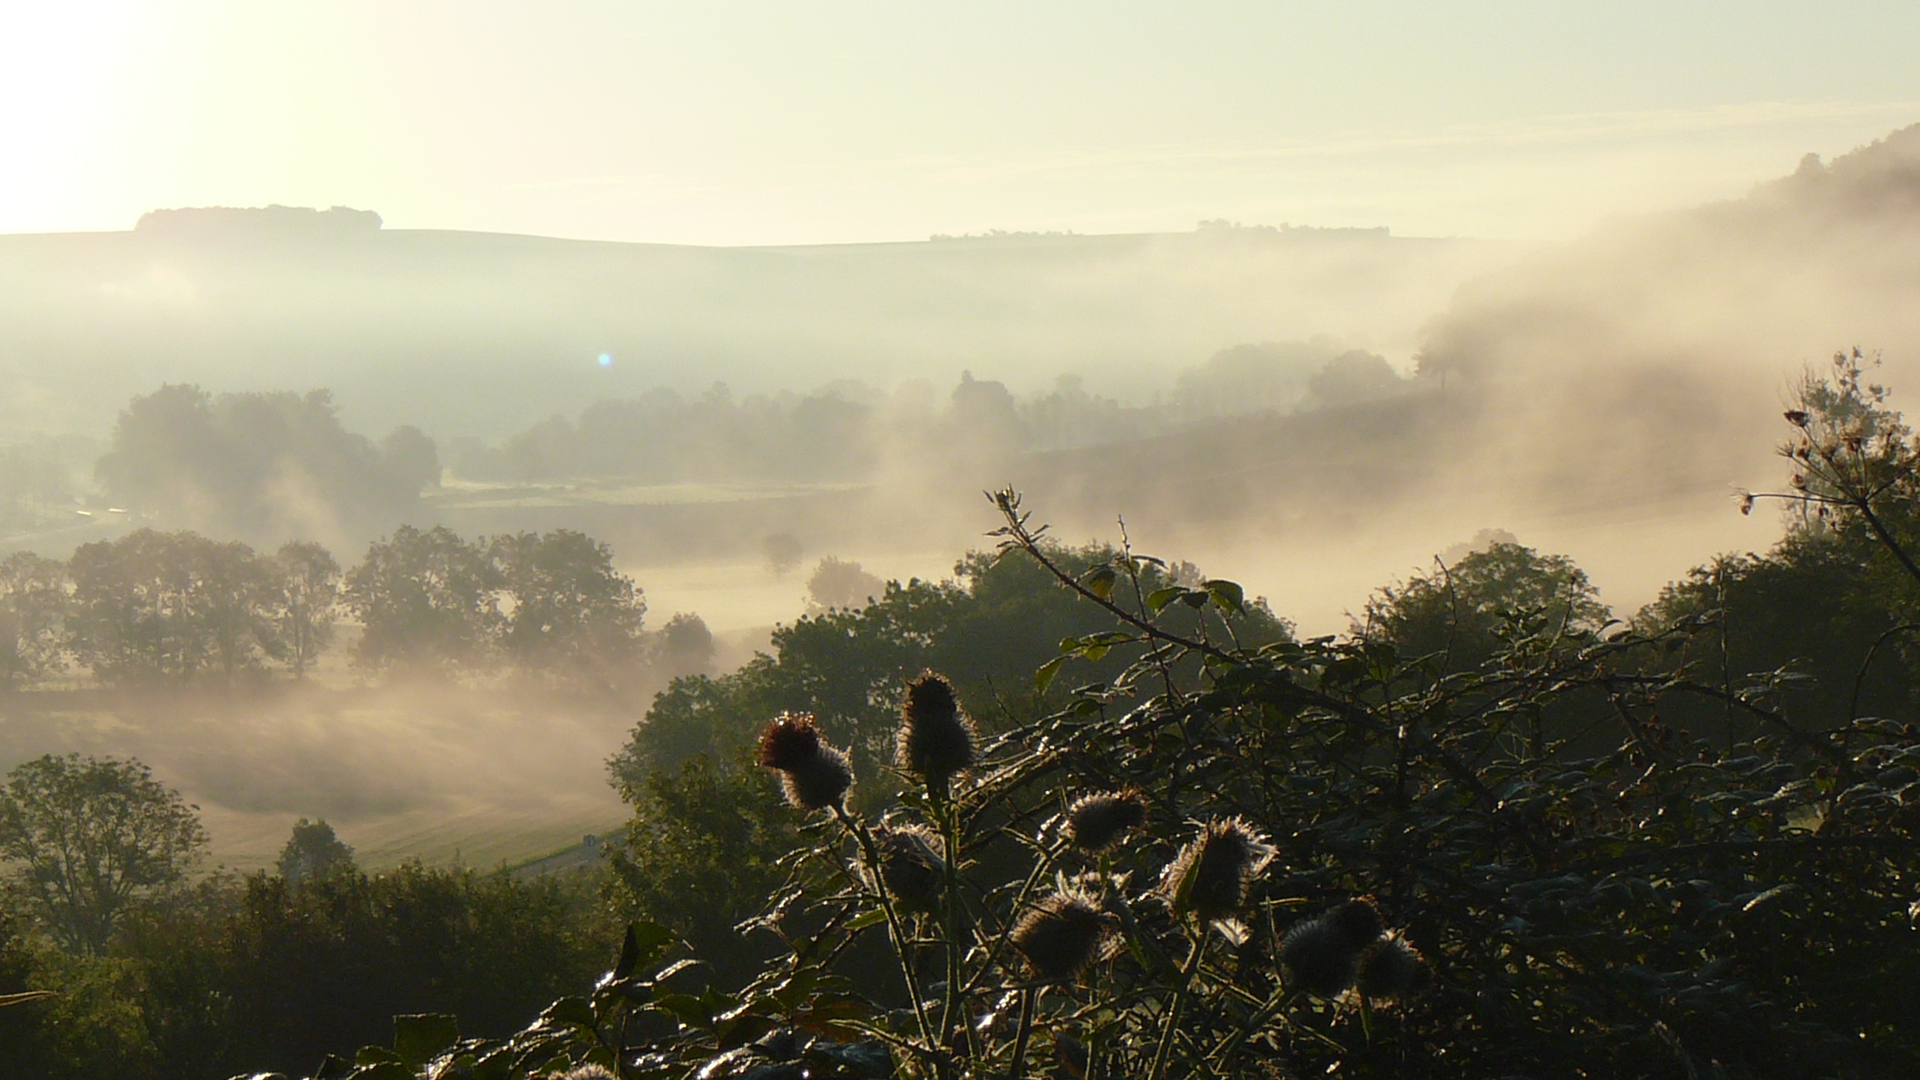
<box><xmin>8</xmin><ymin>125</ymin><xmax>1920</xmax><ymax>867</ymax></box>
<box><xmin>0</xmin><ymin>214</ymin><xmax>1514</xmax><ymax>441</ymax></box>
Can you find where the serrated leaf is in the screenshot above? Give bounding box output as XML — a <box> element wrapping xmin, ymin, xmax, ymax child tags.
<box><xmin>1083</xmin><ymin>565</ymin><xmax>1119</xmax><ymax>600</ymax></box>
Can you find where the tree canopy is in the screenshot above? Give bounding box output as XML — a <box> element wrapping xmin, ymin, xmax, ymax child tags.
<box><xmin>0</xmin><ymin>755</ymin><xmax>206</xmax><ymax>954</ymax></box>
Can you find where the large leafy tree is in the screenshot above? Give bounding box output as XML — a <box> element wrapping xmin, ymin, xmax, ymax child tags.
<box><xmin>490</xmin><ymin>529</ymin><xmax>646</xmax><ymax>682</ymax></box>
<box><xmin>0</xmin><ymin>552</ymin><xmax>69</xmax><ymax>686</ymax></box>
<box><xmin>271</xmin><ymin>540</ymin><xmax>341</xmax><ymax>679</ymax></box>
<box><xmin>343</xmin><ymin>525</ymin><xmax>503</xmax><ymax>671</ymax></box>
<box><xmin>0</xmin><ymin>754</ymin><xmax>206</xmax><ymax>954</ymax></box>
<box><xmin>96</xmin><ymin>384</ymin><xmax>440</xmax><ymax>542</ymax></box>
<box><xmin>1357</xmin><ymin>540</ymin><xmax>1611</xmax><ymax>673</ymax></box>
<box><xmin>275</xmin><ymin>818</ymin><xmax>356</xmax><ymax>882</ymax></box>
<box><xmin>67</xmin><ymin>529</ymin><xmax>283</xmax><ymax>683</ymax></box>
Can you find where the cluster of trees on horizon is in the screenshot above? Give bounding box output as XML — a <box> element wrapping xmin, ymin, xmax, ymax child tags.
<box><xmin>0</xmin><ymin>339</ymin><xmax>1413</xmax><ymax>549</ymax></box>
<box><xmin>450</xmin><ymin>340</ymin><xmax>1411</xmax><ymax>485</ymax></box>
<box><xmin>0</xmin><ymin>522</ymin><xmax>714</xmax><ymax>690</ymax></box>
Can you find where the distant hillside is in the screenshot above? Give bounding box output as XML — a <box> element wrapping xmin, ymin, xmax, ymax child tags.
<box><xmin>0</xmin><ymin>218</ymin><xmax>1509</xmax><ymax>440</ymax></box>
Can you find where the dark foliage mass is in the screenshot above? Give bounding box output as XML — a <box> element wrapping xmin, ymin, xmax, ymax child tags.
<box><xmin>0</xmin><ymin>859</ymin><xmax>610</xmax><ymax>1080</ymax></box>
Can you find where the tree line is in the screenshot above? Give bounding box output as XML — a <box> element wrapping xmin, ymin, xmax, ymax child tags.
<box><xmin>449</xmin><ymin>342</ymin><xmax>1410</xmax><ymax>485</ymax></box>
<box><xmin>0</xmin><ymin>523</ymin><xmax>672</xmax><ymax>687</ymax></box>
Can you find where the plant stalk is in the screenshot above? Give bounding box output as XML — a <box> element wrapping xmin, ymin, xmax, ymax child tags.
<box><xmin>1006</xmin><ymin>986</ymin><xmax>1036</xmax><ymax>1080</ymax></box>
<box><xmin>1147</xmin><ymin>931</ymin><xmax>1207</xmax><ymax>1080</ymax></box>
<box><xmin>835</xmin><ymin>804</ymin><xmax>941</xmax><ymax>1069</ymax></box>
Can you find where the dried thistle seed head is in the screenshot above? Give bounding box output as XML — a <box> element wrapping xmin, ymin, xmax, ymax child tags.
<box><xmin>1162</xmin><ymin>818</ymin><xmax>1275</xmax><ymax>921</ymax></box>
<box><xmin>1066</xmin><ymin>789</ymin><xmax>1148</xmax><ymax>853</ymax></box>
<box><xmin>1354</xmin><ymin>933</ymin><xmax>1430</xmax><ymax>1003</ymax></box>
<box><xmin>873</xmin><ymin>823</ymin><xmax>946</xmax><ymax>912</ymax></box>
<box><xmin>778</xmin><ymin>743</ymin><xmax>854</xmax><ymax>811</ymax></box>
<box><xmin>1279</xmin><ymin>916</ymin><xmax>1361</xmax><ymax>998</ymax></box>
<box><xmin>1328</xmin><ymin>897</ymin><xmax>1385</xmax><ymax>948</ymax></box>
<box><xmin>758</xmin><ymin>712</ymin><xmax>823</xmax><ymax>771</ymax></box>
<box><xmin>1011</xmin><ymin>891</ymin><xmax>1118</xmax><ymax>983</ymax></box>
<box><xmin>897</xmin><ymin>671</ymin><xmax>976</xmax><ymax>784</ymax></box>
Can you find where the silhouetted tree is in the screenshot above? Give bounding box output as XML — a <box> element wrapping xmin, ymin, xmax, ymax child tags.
<box><xmin>0</xmin><ymin>552</ymin><xmax>68</xmax><ymax>686</ymax></box>
<box><xmin>1305</xmin><ymin>349</ymin><xmax>1406</xmax><ymax>408</ymax></box>
<box><xmin>490</xmin><ymin>529</ymin><xmax>646</xmax><ymax>680</ymax></box>
<box><xmin>379</xmin><ymin>424</ymin><xmax>441</xmax><ymax>493</ymax></box>
<box><xmin>0</xmin><ymin>754</ymin><xmax>206</xmax><ymax>954</ymax></box>
<box><xmin>1358</xmin><ymin>540</ymin><xmax>1609</xmax><ymax>672</ymax></box>
<box><xmin>272</xmin><ymin>540</ymin><xmax>341</xmax><ymax>679</ymax></box>
<box><xmin>805</xmin><ymin>556</ymin><xmax>883</xmax><ymax>612</ymax></box>
<box><xmin>95</xmin><ymin>385</ymin><xmax>438</xmax><ymax>543</ymax></box>
<box><xmin>344</xmin><ymin>526</ymin><xmax>502</xmax><ymax>671</ymax></box>
<box><xmin>67</xmin><ymin>529</ymin><xmax>280</xmax><ymax>683</ymax></box>
<box><xmin>762</xmin><ymin>533</ymin><xmax>803</xmax><ymax>578</ymax></box>
<box><xmin>653</xmin><ymin>612</ymin><xmax>716</xmax><ymax>678</ymax></box>
<box><xmin>276</xmin><ymin>818</ymin><xmax>355</xmax><ymax>882</ymax></box>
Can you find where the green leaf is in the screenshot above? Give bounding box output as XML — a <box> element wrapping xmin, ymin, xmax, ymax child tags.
<box><xmin>538</xmin><ymin>996</ymin><xmax>597</xmax><ymax>1030</ymax></box>
<box><xmin>1203</xmin><ymin>579</ymin><xmax>1245</xmax><ymax>614</ymax></box>
<box><xmin>615</xmin><ymin>920</ymin><xmax>675</xmax><ymax>980</ymax></box>
<box><xmin>393</xmin><ymin>1013</ymin><xmax>460</xmax><ymax>1067</ymax></box>
<box><xmin>1147</xmin><ymin>586</ymin><xmax>1185</xmax><ymax>614</ymax></box>
<box><xmin>1082</xmin><ymin>565</ymin><xmax>1119</xmax><ymax>600</ymax></box>
<box><xmin>652</xmin><ymin>991</ymin><xmax>713</xmax><ymax>1028</ymax></box>
<box><xmin>1035</xmin><ymin>655</ymin><xmax>1067</xmax><ymax>694</ymax></box>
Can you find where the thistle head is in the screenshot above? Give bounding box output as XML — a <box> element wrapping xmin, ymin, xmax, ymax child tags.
<box><xmin>1328</xmin><ymin>896</ymin><xmax>1385</xmax><ymax>948</ymax></box>
<box><xmin>872</xmin><ymin>823</ymin><xmax>946</xmax><ymax>912</ymax></box>
<box><xmin>1066</xmin><ymin>789</ymin><xmax>1148</xmax><ymax>853</ymax></box>
<box><xmin>758</xmin><ymin>712</ymin><xmax>823</xmax><ymax>771</ymax></box>
<box><xmin>1279</xmin><ymin>916</ymin><xmax>1360</xmax><ymax>999</ymax></box>
<box><xmin>1010</xmin><ymin>891</ymin><xmax>1119</xmax><ymax>983</ymax></box>
<box><xmin>1162</xmin><ymin>817</ymin><xmax>1275</xmax><ymax>921</ymax></box>
<box><xmin>1354</xmin><ymin>933</ymin><xmax>1430</xmax><ymax>1003</ymax></box>
<box><xmin>897</xmin><ymin>671</ymin><xmax>976</xmax><ymax>786</ymax></box>
<box><xmin>759</xmin><ymin>712</ymin><xmax>854</xmax><ymax>811</ymax></box>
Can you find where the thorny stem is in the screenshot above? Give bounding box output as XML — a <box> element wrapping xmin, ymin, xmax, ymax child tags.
<box><xmin>1147</xmin><ymin>931</ymin><xmax>1206</xmax><ymax>1080</ymax></box>
<box><xmin>834</xmin><ymin>804</ymin><xmax>942</xmax><ymax>1072</ymax></box>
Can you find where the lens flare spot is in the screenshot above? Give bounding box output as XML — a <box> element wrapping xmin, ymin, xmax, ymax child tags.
<box><xmin>597</xmin><ymin>352</ymin><xmax>613</xmax><ymax>367</ymax></box>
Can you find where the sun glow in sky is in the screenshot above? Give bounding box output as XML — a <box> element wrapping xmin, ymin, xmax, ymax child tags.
<box><xmin>5</xmin><ymin>2</ymin><xmax>1920</xmax><ymax>244</ymax></box>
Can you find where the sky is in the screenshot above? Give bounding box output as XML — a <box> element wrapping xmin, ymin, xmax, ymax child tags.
<box><xmin>4</xmin><ymin>1</ymin><xmax>1920</xmax><ymax>245</ymax></box>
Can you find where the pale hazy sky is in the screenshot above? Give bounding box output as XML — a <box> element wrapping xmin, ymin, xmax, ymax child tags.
<box><xmin>5</xmin><ymin>1</ymin><xmax>1919</xmax><ymax>244</ymax></box>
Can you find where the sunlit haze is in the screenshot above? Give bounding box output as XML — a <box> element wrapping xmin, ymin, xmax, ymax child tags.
<box><xmin>6</xmin><ymin>2</ymin><xmax>1920</xmax><ymax>243</ymax></box>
